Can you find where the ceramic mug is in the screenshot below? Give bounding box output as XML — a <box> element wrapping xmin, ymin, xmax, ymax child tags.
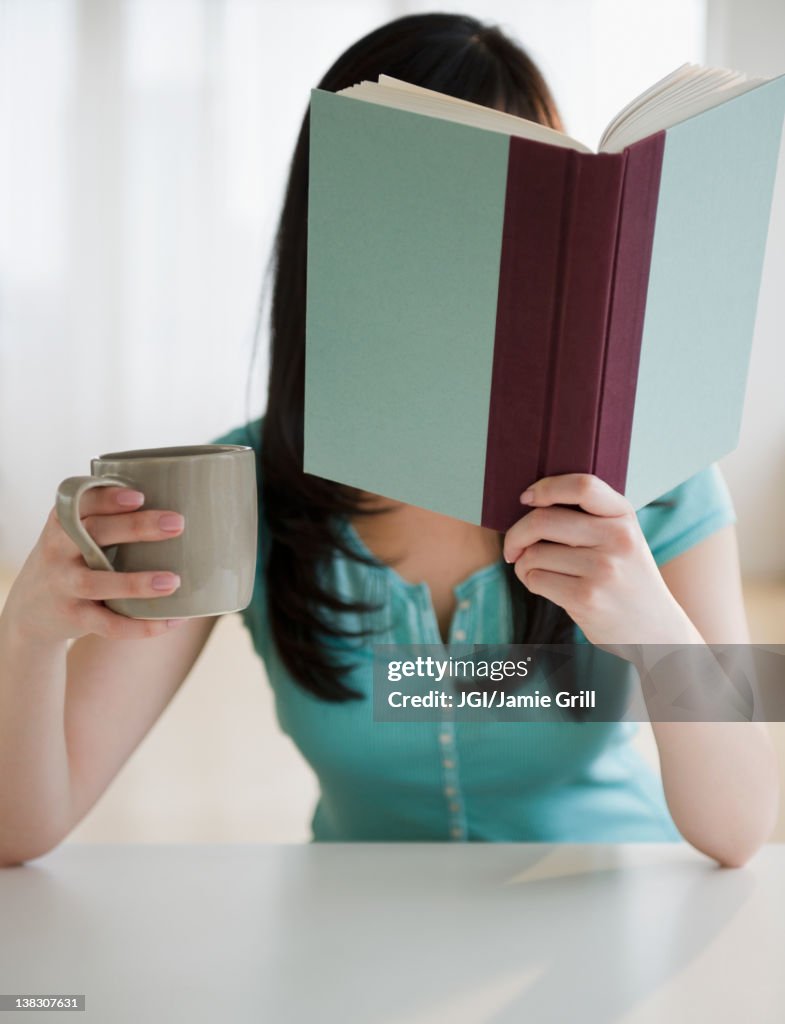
<box><xmin>55</xmin><ymin>444</ymin><xmax>257</xmax><ymax>619</ymax></box>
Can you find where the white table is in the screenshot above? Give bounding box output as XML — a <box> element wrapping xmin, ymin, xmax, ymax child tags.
<box><xmin>0</xmin><ymin>843</ymin><xmax>782</xmax><ymax>1023</ymax></box>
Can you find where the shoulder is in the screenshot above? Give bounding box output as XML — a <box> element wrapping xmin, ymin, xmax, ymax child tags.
<box><xmin>209</xmin><ymin>415</ymin><xmax>265</xmax><ymax>454</ymax></box>
<box><xmin>636</xmin><ymin>463</ymin><xmax>736</xmax><ymax>567</ymax></box>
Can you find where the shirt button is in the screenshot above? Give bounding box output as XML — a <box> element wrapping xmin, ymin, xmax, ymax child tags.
<box><xmin>449</xmin><ymin>802</ymin><xmax>460</xmax><ymax>814</ymax></box>
<box><xmin>445</xmin><ymin>786</ymin><xmax>456</xmax><ymax>798</ymax></box>
<box><xmin>458</xmin><ymin>600</ymin><xmax>470</xmax><ymax>611</ymax></box>
<box><xmin>439</xmin><ymin>732</ymin><xmax>451</xmax><ymax>745</ymax></box>
<box><xmin>443</xmin><ymin>759</ymin><xmax>455</xmax><ymax>770</ymax></box>
<box><xmin>454</xmin><ymin>629</ymin><xmax>467</xmax><ymax>641</ymax></box>
<box><xmin>451</xmin><ymin>826</ymin><xmax>462</xmax><ymax>839</ymax></box>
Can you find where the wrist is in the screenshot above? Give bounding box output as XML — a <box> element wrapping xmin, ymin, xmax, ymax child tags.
<box><xmin>644</xmin><ymin>612</ymin><xmax>702</xmax><ymax>646</ymax></box>
<box><xmin>630</xmin><ymin>604</ymin><xmax>704</xmax><ymax>673</ymax></box>
<box><xmin>0</xmin><ymin>606</ymin><xmax>68</xmax><ymax>667</ymax></box>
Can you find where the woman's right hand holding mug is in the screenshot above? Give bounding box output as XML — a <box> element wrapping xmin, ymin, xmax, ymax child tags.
<box><xmin>3</xmin><ymin>487</ymin><xmax>187</xmax><ymax>645</ymax></box>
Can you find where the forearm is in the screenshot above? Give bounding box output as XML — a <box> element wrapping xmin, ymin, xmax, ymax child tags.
<box><xmin>0</xmin><ymin>612</ymin><xmax>73</xmax><ymax>863</ymax></box>
<box><xmin>653</xmin><ymin>719</ymin><xmax>778</xmax><ymax>867</ymax></box>
<box><xmin>637</xmin><ymin>638</ymin><xmax>779</xmax><ymax>866</ymax></box>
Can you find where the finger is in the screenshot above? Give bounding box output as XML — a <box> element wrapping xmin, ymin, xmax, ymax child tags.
<box><xmin>81</xmin><ymin>509</ymin><xmax>185</xmax><ymax>547</ymax></box>
<box><xmin>62</xmin><ymin>486</ymin><xmax>146</xmax><ymax>520</ymax></box>
<box><xmin>520</xmin><ymin>474</ymin><xmax>630</xmax><ymax>517</ymax></box>
<box><xmin>68</xmin><ymin>565</ymin><xmax>181</xmax><ymax>601</ymax></box>
<box><xmin>503</xmin><ymin>506</ymin><xmax>605</xmax><ymax>563</ymax></box>
<box><xmin>515</xmin><ymin>541</ymin><xmax>596</xmax><ymax>581</ymax></box>
<box><xmin>79</xmin><ymin>604</ymin><xmax>187</xmax><ymax>640</ymax></box>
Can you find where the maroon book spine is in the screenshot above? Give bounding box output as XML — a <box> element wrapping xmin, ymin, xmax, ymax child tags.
<box><xmin>540</xmin><ymin>151</ymin><xmax>626</xmax><ymax>481</ymax></box>
<box><xmin>481</xmin><ymin>134</ymin><xmax>665</xmax><ymax>531</ymax></box>
<box><xmin>593</xmin><ymin>132</ymin><xmax>665</xmax><ymax>492</ymax></box>
<box><xmin>480</xmin><ymin>137</ymin><xmax>571</xmax><ymax>531</ymax></box>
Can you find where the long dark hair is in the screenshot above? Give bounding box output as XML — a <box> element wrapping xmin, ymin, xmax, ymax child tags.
<box><xmin>255</xmin><ymin>12</ymin><xmax>575</xmax><ymax>702</ymax></box>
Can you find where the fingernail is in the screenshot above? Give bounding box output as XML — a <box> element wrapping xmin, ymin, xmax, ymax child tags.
<box><xmin>167</xmin><ymin>619</ymin><xmax>186</xmax><ymax>628</ymax></box>
<box><xmin>153</xmin><ymin>573</ymin><xmax>180</xmax><ymax>591</ymax></box>
<box><xmin>519</xmin><ymin>489</ymin><xmax>535</xmax><ymax>505</ymax></box>
<box><xmin>159</xmin><ymin>513</ymin><xmax>185</xmax><ymax>532</ymax></box>
<box><xmin>118</xmin><ymin>490</ymin><xmax>144</xmax><ymax>506</ymax></box>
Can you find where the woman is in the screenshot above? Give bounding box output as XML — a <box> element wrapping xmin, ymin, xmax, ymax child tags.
<box><xmin>0</xmin><ymin>13</ymin><xmax>777</xmax><ymax>866</ymax></box>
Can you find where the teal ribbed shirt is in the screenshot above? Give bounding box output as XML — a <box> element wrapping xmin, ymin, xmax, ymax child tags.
<box><xmin>212</xmin><ymin>417</ymin><xmax>736</xmax><ymax>843</ymax></box>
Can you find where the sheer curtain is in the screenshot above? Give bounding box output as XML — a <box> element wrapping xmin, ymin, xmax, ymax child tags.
<box><xmin>0</xmin><ymin>0</ymin><xmax>706</xmax><ymax>569</ymax></box>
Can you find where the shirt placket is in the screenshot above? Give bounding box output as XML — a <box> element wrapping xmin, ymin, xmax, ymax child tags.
<box><xmin>437</xmin><ymin>587</ymin><xmax>476</xmax><ymax>842</ymax></box>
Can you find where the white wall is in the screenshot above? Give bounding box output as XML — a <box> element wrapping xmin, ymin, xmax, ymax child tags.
<box><xmin>708</xmin><ymin>0</ymin><xmax>785</xmax><ymax>576</ymax></box>
<box><xmin>0</xmin><ymin>0</ymin><xmax>392</xmax><ymax>569</ymax></box>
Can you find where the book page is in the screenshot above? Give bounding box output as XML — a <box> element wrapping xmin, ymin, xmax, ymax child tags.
<box><xmin>337</xmin><ymin>76</ymin><xmax>591</xmax><ymax>153</ymax></box>
<box><xmin>599</xmin><ymin>64</ymin><xmax>770</xmax><ymax>152</ymax></box>
<box><xmin>336</xmin><ymin>66</ymin><xmax>772</xmax><ymax>155</ymax></box>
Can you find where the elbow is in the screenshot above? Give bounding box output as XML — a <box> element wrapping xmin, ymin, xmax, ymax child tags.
<box><xmin>714</xmin><ymin>845</ymin><xmax>758</xmax><ymax>870</ymax></box>
<box><xmin>680</xmin><ymin>803</ymin><xmax>779</xmax><ymax>869</ymax></box>
<box><xmin>684</xmin><ymin>745</ymin><xmax>781</xmax><ymax>870</ymax></box>
<box><xmin>705</xmin><ymin>815</ymin><xmax>778</xmax><ymax>870</ymax></box>
<box><xmin>0</xmin><ymin>853</ymin><xmax>27</xmax><ymax>869</ymax></box>
<box><xmin>0</xmin><ymin>826</ymin><xmax>69</xmax><ymax>869</ymax></box>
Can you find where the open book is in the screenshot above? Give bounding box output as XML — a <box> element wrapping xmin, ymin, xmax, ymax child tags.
<box><xmin>304</xmin><ymin>64</ymin><xmax>785</xmax><ymax>530</ymax></box>
<box><xmin>338</xmin><ymin>64</ymin><xmax>770</xmax><ymax>153</ymax></box>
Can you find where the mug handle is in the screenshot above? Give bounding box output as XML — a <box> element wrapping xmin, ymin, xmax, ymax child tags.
<box><xmin>56</xmin><ymin>475</ymin><xmax>137</xmax><ymax>572</ymax></box>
